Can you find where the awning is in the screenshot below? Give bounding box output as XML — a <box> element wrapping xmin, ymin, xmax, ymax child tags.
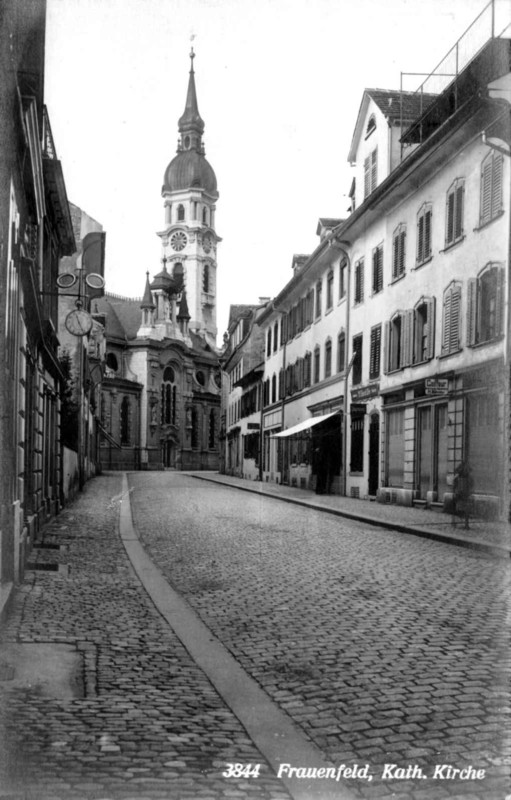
<box><xmin>272</xmin><ymin>411</ymin><xmax>340</xmax><ymax>438</ymax></box>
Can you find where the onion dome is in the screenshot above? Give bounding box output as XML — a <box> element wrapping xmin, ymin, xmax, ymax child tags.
<box><xmin>140</xmin><ymin>272</ymin><xmax>155</xmax><ymax>309</ymax></box>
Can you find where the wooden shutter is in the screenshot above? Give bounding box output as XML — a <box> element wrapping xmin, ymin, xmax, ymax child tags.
<box><xmin>492</xmin><ymin>154</ymin><xmax>503</xmax><ymax>218</ymax></box>
<box><xmin>495</xmin><ymin>267</ymin><xmax>504</xmax><ymax>336</ymax></box>
<box><xmin>449</xmin><ymin>284</ymin><xmax>461</xmax><ymax>352</ymax></box>
<box><xmin>446</xmin><ymin>190</ymin><xmax>455</xmax><ymax>244</ymax></box>
<box><xmin>426</xmin><ymin>297</ymin><xmax>436</xmax><ymax>360</ymax></box>
<box><xmin>480</xmin><ymin>157</ymin><xmax>492</xmax><ymax>225</ymax></box>
<box><xmin>364</xmin><ymin>156</ymin><xmax>370</xmax><ymax>198</ymax></box>
<box><xmin>370</xmin><ymin>325</ymin><xmax>381</xmax><ymax>378</ymax></box>
<box><xmin>399</xmin><ymin>229</ymin><xmax>406</xmax><ymax>275</ymax></box>
<box><xmin>401</xmin><ymin>310</ymin><xmax>414</xmax><ymax>367</ymax></box>
<box><xmin>392</xmin><ymin>234</ymin><xmax>399</xmax><ymax>279</ymax></box>
<box><xmin>371</xmin><ymin>148</ymin><xmax>378</xmax><ymax>192</ymax></box>
<box><xmin>466</xmin><ymin>278</ymin><xmax>477</xmax><ymax>345</ymax></box>
<box><xmin>424</xmin><ymin>209</ymin><xmax>432</xmax><ymax>258</ymax></box>
<box><xmin>383</xmin><ymin>321</ymin><xmax>390</xmax><ymax>374</ymax></box>
<box><xmin>454</xmin><ymin>184</ymin><xmax>463</xmax><ymax>240</ymax></box>
<box><xmin>442</xmin><ymin>289</ymin><xmax>452</xmax><ymax>353</ymax></box>
<box><xmin>417</xmin><ymin>214</ymin><xmax>424</xmax><ymax>263</ymax></box>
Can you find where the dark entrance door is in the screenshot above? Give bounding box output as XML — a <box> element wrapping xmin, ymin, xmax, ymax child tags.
<box><xmin>162</xmin><ymin>440</ymin><xmax>175</xmax><ymax>468</ymax></box>
<box><xmin>368</xmin><ymin>413</ymin><xmax>380</xmax><ymax>496</ymax></box>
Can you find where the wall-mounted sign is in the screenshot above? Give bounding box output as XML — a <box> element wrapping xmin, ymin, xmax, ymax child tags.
<box><xmin>351</xmin><ymin>382</ymin><xmax>380</xmax><ymax>402</ymax></box>
<box><xmin>425</xmin><ymin>378</ymin><xmax>449</xmax><ymax>395</ymax></box>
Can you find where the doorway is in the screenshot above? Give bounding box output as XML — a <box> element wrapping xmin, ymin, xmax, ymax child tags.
<box><xmin>418</xmin><ymin>406</ymin><xmax>432</xmax><ymax>498</ymax></box>
<box><xmin>162</xmin><ymin>440</ymin><xmax>175</xmax><ymax>468</ymax></box>
<box><xmin>368</xmin><ymin>413</ymin><xmax>380</xmax><ymax>496</ymax></box>
<box><xmin>434</xmin><ymin>404</ymin><xmax>448</xmax><ymax>501</ymax></box>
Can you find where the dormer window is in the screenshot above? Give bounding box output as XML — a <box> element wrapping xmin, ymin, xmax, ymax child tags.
<box><xmin>365</xmin><ymin>115</ymin><xmax>376</xmax><ymax>139</ymax></box>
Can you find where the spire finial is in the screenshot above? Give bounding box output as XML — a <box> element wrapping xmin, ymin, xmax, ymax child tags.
<box><xmin>190</xmin><ymin>35</ymin><xmax>196</xmax><ymax>72</ymax></box>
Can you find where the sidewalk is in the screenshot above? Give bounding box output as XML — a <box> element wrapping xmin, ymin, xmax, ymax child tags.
<box><xmin>189</xmin><ymin>472</ymin><xmax>511</xmax><ymax>559</ymax></box>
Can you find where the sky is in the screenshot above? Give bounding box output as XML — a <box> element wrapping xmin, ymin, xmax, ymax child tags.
<box><xmin>44</xmin><ymin>0</ymin><xmax>492</xmax><ymax>342</ymax></box>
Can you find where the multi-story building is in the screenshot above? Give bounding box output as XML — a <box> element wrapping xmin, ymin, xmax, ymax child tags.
<box><xmin>239</xmin><ymin>5</ymin><xmax>510</xmax><ymax>517</ymax></box>
<box><xmin>97</xmin><ymin>50</ymin><xmax>222</xmax><ymax>471</ymax></box>
<box><xmin>0</xmin><ymin>0</ymin><xmax>76</xmax><ymax>587</ymax></box>
<box><xmin>222</xmin><ymin>302</ymin><xmax>268</xmax><ymax>479</ymax></box>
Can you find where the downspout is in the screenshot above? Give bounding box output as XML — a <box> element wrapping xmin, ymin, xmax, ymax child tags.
<box><xmin>329</xmin><ymin>236</ymin><xmax>351</xmax><ymax>496</ymax></box>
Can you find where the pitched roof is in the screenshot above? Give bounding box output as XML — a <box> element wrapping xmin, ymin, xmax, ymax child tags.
<box><xmin>227</xmin><ymin>304</ymin><xmax>258</xmax><ymax>330</ymax></box>
<box><xmin>95</xmin><ymin>294</ymin><xmax>142</xmax><ymax>340</ymax></box>
<box><xmin>367</xmin><ymin>88</ymin><xmax>437</xmax><ymax>124</ymax></box>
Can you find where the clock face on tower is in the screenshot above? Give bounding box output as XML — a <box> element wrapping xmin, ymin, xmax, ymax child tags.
<box><xmin>202</xmin><ymin>233</ymin><xmax>212</xmax><ymax>253</ymax></box>
<box><xmin>170</xmin><ymin>231</ymin><xmax>187</xmax><ymax>251</ymax></box>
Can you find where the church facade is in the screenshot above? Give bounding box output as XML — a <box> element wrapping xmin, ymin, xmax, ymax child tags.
<box><xmin>97</xmin><ymin>51</ymin><xmax>221</xmax><ymax>471</ymax></box>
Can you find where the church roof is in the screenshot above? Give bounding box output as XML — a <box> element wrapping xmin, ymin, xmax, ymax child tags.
<box><xmin>96</xmin><ymin>294</ymin><xmax>142</xmax><ymax>341</ymax></box>
<box><xmin>141</xmin><ymin>273</ymin><xmax>155</xmax><ymax>309</ymax></box>
<box><xmin>178</xmin><ymin>50</ymin><xmax>205</xmax><ymax>135</ymax></box>
<box><xmin>163</xmin><ymin>149</ymin><xmax>218</xmax><ymax>195</ymax></box>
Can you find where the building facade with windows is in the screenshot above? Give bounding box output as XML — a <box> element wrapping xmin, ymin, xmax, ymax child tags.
<box><xmin>97</xmin><ymin>51</ymin><xmax>221</xmax><ymax>471</ymax></box>
<box><xmin>222</xmin><ymin>302</ymin><xmax>268</xmax><ymax>479</ymax></box>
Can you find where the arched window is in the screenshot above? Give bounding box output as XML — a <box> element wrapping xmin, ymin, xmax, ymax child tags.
<box><xmin>273</xmin><ymin>321</ymin><xmax>278</xmax><ymax>352</ymax></box>
<box><xmin>106</xmin><ymin>352</ymin><xmax>118</xmax><ymax>372</ymax></box>
<box><xmin>325</xmin><ymin>339</ymin><xmax>332</xmax><ymax>378</ymax></box>
<box><xmin>177</xmin><ymin>204</ymin><xmax>185</xmax><ymax>221</ymax></box>
<box><xmin>313</xmin><ymin>346</ymin><xmax>321</xmax><ymax>384</ymax></box>
<box><xmin>120</xmin><ymin>396</ymin><xmax>131</xmax><ymax>445</ymax></box>
<box><xmin>467</xmin><ymin>263</ymin><xmax>504</xmax><ymax>345</ymax></box>
<box><xmin>266</xmin><ymin>328</ymin><xmax>272</xmax><ymax>357</ymax></box>
<box><xmin>337</xmin><ymin>332</ymin><xmax>346</xmax><ymax>373</ymax></box>
<box><xmin>326</xmin><ymin>270</ymin><xmax>334</xmax><ymax>310</ymax></box>
<box><xmin>202</xmin><ymin>207</ymin><xmax>208</xmax><ymax>224</ymax></box>
<box><xmin>191</xmin><ymin>407</ymin><xmax>199</xmax><ymax>449</ymax></box>
<box><xmin>203</xmin><ymin>264</ymin><xmax>210</xmax><ymax>293</ymax></box>
<box><xmin>366</xmin><ymin>115</ymin><xmax>376</xmax><ymax>137</ymax></box>
<box><xmin>161</xmin><ymin>365</ymin><xmax>177</xmax><ymax>425</ymax></box>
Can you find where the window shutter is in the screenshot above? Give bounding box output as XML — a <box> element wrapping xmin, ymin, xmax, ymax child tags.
<box><xmin>480</xmin><ymin>158</ymin><xmax>492</xmax><ymax>225</ymax></box>
<box><xmin>425</xmin><ymin>209</ymin><xmax>432</xmax><ymax>258</ymax></box>
<box><xmin>454</xmin><ymin>184</ymin><xmax>463</xmax><ymax>239</ymax></box>
<box><xmin>364</xmin><ymin>156</ymin><xmax>370</xmax><ymax>198</ymax></box>
<box><xmin>399</xmin><ymin>230</ymin><xmax>406</xmax><ymax>275</ymax></box>
<box><xmin>467</xmin><ymin>278</ymin><xmax>477</xmax><ymax>345</ymax></box>
<box><xmin>371</xmin><ymin>148</ymin><xmax>378</xmax><ymax>192</ymax></box>
<box><xmin>417</xmin><ymin>214</ymin><xmax>424</xmax><ymax>263</ymax></box>
<box><xmin>401</xmin><ymin>310</ymin><xmax>414</xmax><ymax>367</ymax></box>
<box><xmin>426</xmin><ymin>297</ymin><xmax>435</xmax><ymax>360</ymax></box>
<box><xmin>446</xmin><ymin>190</ymin><xmax>455</xmax><ymax>243</ymax></box>
<box><xmin>393</xmin><ymin>235</ymin><xmax>399</xmax><ymax>279</ymax></box>
<box><xmin>492</xmin><ymin>154</ymin><xmax>503</xmax><ymax>218</ymax></box>
<box><xmin>383</xmin><ymin>321</ymin><xmax>390</xmax><ymax>374</ymax></box>
<box><xmin>449</xmin><ymin>284</ymin><xmax>461</xmax><ymax>352</ymax></box>
<box><xmin>442</xmin><ymin>290</ymin><xmax>451</xmax><ymax>353</ymax></box>
<box><xmin>495</xmin><ymin>267</ymin><xmax>504</xmax><ymax>336</ymax></box>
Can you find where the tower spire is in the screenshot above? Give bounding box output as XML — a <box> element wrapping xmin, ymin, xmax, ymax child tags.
<box><xmin>178</xmin><ymin>47</ymin><xmax>205</xmax><ymax>144</ymax></box>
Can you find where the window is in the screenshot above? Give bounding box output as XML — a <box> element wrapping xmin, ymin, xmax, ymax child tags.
<box><xmin>369</xmin><ymin>325</ymin><xmax>381</xmax><ymax>379</ymax></box>
<box><xmin>467</xmin><ymin>263</ymin><xmax>504</xmax><ymax>346</ymax></box>
<box><xmin>339</xmin><ymin>259</ymin><xmax>347</xmax><ymax>299</ymax></box>
<box><xmin>306</xmin><ymin>289</ymin><xmax>314</xmax><ymax>325</ymax></box>
<box><xmin>366</xmin><ymin>115</ymin><xmax>376</xmax><ymax>138</ymax></box>
<box><xmin>161</xmin><ymin>366</ymin><xmax>177</xmax><ymax>425</ymax></box>
<box><xmin>326</xmin><ymin>270</ymin><xmax>334</xmax><ymax>310</ymax></box>
<box><xmin>304</xmin><ymin>351</ymin><xmax>312</xmax><ymax>387</ymax></box>
<box><xmin>337</xmin><ymin>332</ymin><xmax>346</xmax><ymax>373</ymax></box>
<box><xmin>417</xmin><ymin>203</ymin><xmax>432</xmax><ymax>265</ymax></box>
<box><xmin>208</xmin><ymin>409</ymin><xmax>216</xmax><ymax>449</ymax></box>
<box><xmin>364</xmin><ymin>148</ymin><xmax>378</xmax><ymax>198</ymax></box>
<box><xmin>266</xmin><ymin>328</ymin><xmax>272</xmax><ymax>356</ymax></box>
<box><xmin>106</xmin><ymin>352</ymin><xmax>118</xmax><ymax>372</ymax></box>
<box><xmin>385</xmin><ymin>310</ymin><xmax>413</xmax><ymax>372</ymax></box>
<box><xmin>120</xmin><ymin>396</ymin><xmax>131</xmax><ymax>445</ymax></box>
<box><xmin>313</xmin><ymin>346</ymin><xmax>320</xmax><ymax>384</ymax></box>
<box><xmin>315</xmin><ymin>280</ymin><xmax>322</xmax><ymax>317</ymax></box>
<box><xmin>413</xmin><ymin>297</ymin><xmax>435</xmax><ymax>363</ymax></box>
<box><xmin>392</xmin><ymin>224</ymin><xmax>406</xmax><ymax>280</ymax></box>
<box><xmin>445</xmin><ymin>178</ymin><xmax>464</xmax><ymax>246</ymax></box>
<box><xmin>325</xmin><ymin>339</ymin><xmax>332</xmax><ymax>378</ymax></box>
<box><xmin>372</xmin><ymin>244</ymin><xmax>383</xmax><ymax>294</ymax></box>
<box><xmin>271</xmin><ymin>374</ymin><xmax>277</xmax><ymax>403</ymax></box>
<box><xmin>480</xmin><ymin>151</ymin><xmax>503</xmax><ymax>227</ymax></box>
<box><xmin>273</xmin><ymin>322</ymin><xmax>278</xmax><ymax>352</ymax></box>
<box><xmin>177</xmin><ymin>204</ymin><xmax>185</xmax><ymax>221</ymax></box>
<box><xmin>354</xmin><ymin>259</ymin><xmax>364</xmax><ymax>304</ymax></box>
<box><xmin>387</xmin><ymin>409</ymin><xmax>404</xmax><ymax>486</ymax></box>
<box><xmin>441</xmin><ymin>281</ymin><xmax>462</xmax><ymax>355</ymax></box>
<box><xmin>352</xmin><ymin>334</ymin><xmax>363</xmax><ymax>385</ymax></box>
<box><xmin>202</xmin><ymin>207</ymin><xmax>208</xmax><ymax>224</ymax></box>
<box><xmin>203</xmin><ymin>264</ymin><xmax>210</xmax><ymax>293</ymax></box>
<box><xmin>191</xmin><ymin>407</ymin><xmax>199</xmax><ymax>449</ymax></box>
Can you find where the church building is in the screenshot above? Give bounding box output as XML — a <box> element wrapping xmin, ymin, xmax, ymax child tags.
<box><xmin>97</xmin><ymin>51</ymin><xmax>221</xmax><ymax>471</ymax></box>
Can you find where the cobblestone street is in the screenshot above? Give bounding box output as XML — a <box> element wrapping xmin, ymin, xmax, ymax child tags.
<box><xmin>129</xmin><ymin>472</ymin><xmax>511</xmax><ymax>800</ymax></box>
<box><xmin>0</xmin><ymin>471</ymin><xmax>509</xmax><ymax>800</ymax></box>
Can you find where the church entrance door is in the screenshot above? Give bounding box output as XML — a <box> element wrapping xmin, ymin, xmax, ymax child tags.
<box><xmin>162</xmin><ymin>440</ymin><xmax>175</xmax><ymax>468</ymax></box>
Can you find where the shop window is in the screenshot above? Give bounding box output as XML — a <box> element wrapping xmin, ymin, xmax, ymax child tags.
<box><xmin>445</xmin><ymin>178</ymin><xmax>464</xmax><ymax>246</ymax></box>
<box><xmin>369</xmin><ymin>325</ymin><xmax>381</xmax><ymax>379</ymax></box>
<box><xmin>417</xmin><ymin>203</ymin><xmax>432</xmax><ymax>265</ymax></box>
<box><xmin>364</xmin><ymin>147</ymin><xmax>377</xmax><ymax>198</ymax></box>
<box><xmin>352</xmin><ymin>334</ymin><xmax>363</xmax><ymax>385</ymax></box>
<box><xmin>413</xmin><ymin>297</ymin><xmax>435</xmax><ymax>363</ymax></box>
<box><xmin>326</xmin><ymin>270</ymin><xmax>334</xmax><ymax>310</ymax></box>
<box><xmin>387</xmin><ymin>409</ymin><xmax>404</xmax><ymax>486</ymax></box>
<box><xmin>392</xmin><ymin>224</ymin><xmax>406</xmax><ymax>280</ymax></box>
<box><xmin>480</xmin><ymin>150</ymin><xmax>503</xmax><ymax>227</ymax></box>
<box><xmin>337</xmin><ymin>332</ymin><xmax>346</xmax><ymax>373</ymax></box>
<box><xmin>441</xmin><ymin>281</ymin><xmax>462</xmax><ymax>355</ymax></box>
<box><xmin>354</xmin><ymin>259</ymin><xmax>364</xmax><ymax>304</ymax></box>
<box><xmin>467</xmin><ymin>263</ymin><xmax>504</xmax><ymax>346</ymax></box>
<box><xmin>372</xmin><ymin>244</ymin><xmax>383</xmax><ymax>294</ymax></box>
<box><xmin>325</xmin><ymin>339</ymin><xmax>332</xmax><ymax>378</ymax></box>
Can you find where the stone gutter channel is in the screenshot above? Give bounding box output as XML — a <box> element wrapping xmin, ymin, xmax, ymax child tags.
<box><xmin>119</xmin><ymin>473</ymin><xmax>357</xmax><ymax>800</ymax></box>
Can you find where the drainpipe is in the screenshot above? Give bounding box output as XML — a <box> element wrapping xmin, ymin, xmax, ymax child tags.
<box><xmin>328</xmin><ymin>236</ymin><xmax>351</xmax><ymax>496</ymax></box>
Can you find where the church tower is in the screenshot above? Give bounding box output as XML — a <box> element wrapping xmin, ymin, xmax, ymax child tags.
<box><xmin>158</xmin><ymin>50</ymin><xmax>220</xmax><ymax>346</ymax></box>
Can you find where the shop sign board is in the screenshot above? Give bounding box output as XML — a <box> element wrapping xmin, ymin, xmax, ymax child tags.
<box><xmin>425</xmin><ymin>378</ymin><xmax>449</xmax><ymax>395</ymax></box>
